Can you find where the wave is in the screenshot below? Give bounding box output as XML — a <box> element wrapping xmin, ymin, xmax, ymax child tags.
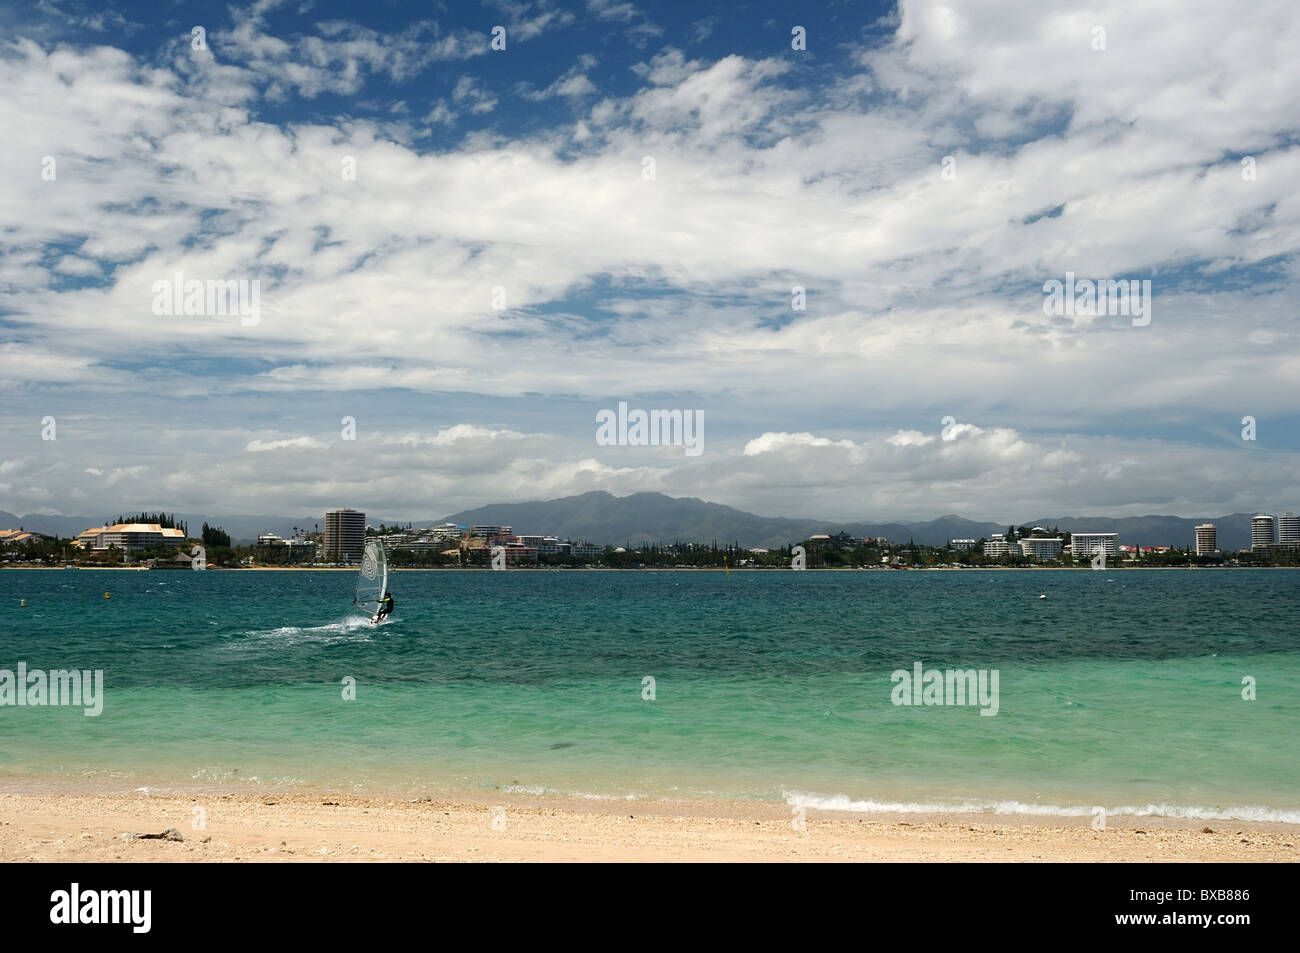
<box><xmin>240</xmin><ymin>615</ymin><xmax>375</xmax><ymax>644</ymax></box>
<box><xmin>498</xmin><ymin>783</ymin><xmax>641</xmax><ymax>801</ymax></box>
<box><xmin>191</xmin><ymin>766</ymin><xmax>307</xmax><ymax>785</ymax></box>
<box><xmin>783</xmin><ymin>790</ymin><xmax>1300</xmax><ymax>824</ymax></box>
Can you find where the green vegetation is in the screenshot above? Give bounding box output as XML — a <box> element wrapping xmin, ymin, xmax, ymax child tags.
<box><xmin>115</xmin><ymin>512</ymin><xmax>188</xmax><ymax>535</ymax></box>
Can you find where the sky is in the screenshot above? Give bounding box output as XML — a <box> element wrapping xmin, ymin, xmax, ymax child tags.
<box><xmin>1</xmin><ymin>0</ymin><xmax>1298</xmax><ymax>524</ymax></box>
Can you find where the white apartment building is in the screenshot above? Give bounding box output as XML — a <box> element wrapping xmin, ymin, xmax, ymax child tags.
<box><xmin>1070</xmin><ymin>533</ymin><xmax>1118</xmax><ymax>558</ymax></box>
<box><xmin>1194</xmin><ymin>523</ymin><xmax>1217</xmax><ymax>555</ymax></box>
<box><xmin>1019</xmin><ymin>537</ymin><xmax>1062</xmax><ymax>559</ymax></box>
<box><xmin>1251</xmin><ymin>514</ymin><xmax>1276</xmax><ymax>551</ymax></box>
<box><xmin>1278</xmin><ymin>513</ymin><xmax>1299</xmax><ymax>546</ymax></box>
<box><xmin>983</xmin><ymin>534</ymin><xmax>1011</xmax><ymax>556</ymax></box>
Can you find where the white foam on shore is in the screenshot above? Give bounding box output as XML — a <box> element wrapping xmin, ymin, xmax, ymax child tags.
<box><xmin>784</xmin><ymin>791</ymin><xmax>1300</xmax><ymax>824</ymax></box>
<box><xmin>500</xmin><ymin>783</ymin><xmax>641</xmax><ymax>801</ymax></box>
<box><xmin>191</xmin><ymin>766</ymin><xmax>307</xmax><ymax>785</ymax></box>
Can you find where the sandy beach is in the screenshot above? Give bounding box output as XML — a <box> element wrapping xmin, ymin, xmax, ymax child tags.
<box><xmin>1</xmin><ymin>792</ymin><xmax>1295</xmax><ymax>862</ymax></box>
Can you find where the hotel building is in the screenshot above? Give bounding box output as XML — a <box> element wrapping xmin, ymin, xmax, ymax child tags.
<box><xmin>75</xmin><ymin>523</ymin><xmax>185</xmax><ymax>552</ymax></box>
<box><xmin>0</xmin><ymin>529</ymin><xmax>51</xmax><ymax>545</ymax></box>
<box><xmin>1070</xmin><ymin>533</ymin><xmax>1118</xmax><ymax>558</ymax></box>
<box><xmin>1019</xmin><ymin>537</ymin><xmax>1063</xmax><ymax>559</ymax></box>
<box><xmin>1194</xmin><ymin>523</ymin><xmax>1217</xmax><ymax>555</ymax></box>
<box><xmin>1279</xmin><ymin>513</ymin><xmax>1300</xmax><ymax>547</ymax></box>
<box><xmin>983</xmin><ymin>534</ymin><xmax>1011</xmax><ymax>556</ymax></box>
<box><xmin>324</xmin><ymin>508</ymin><xmax>366</xmax><ymax>562</ymax></box>
<box><xmin>1251</xmin><ymin>514</ymin><xmax>1276</xmax><ymax>551</ymax></box>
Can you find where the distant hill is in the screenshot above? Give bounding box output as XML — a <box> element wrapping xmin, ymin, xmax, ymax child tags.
<box><xmin>436</xmin><ymin>493</ymin><xmax>1265</xmax><ymax>549</ymax></box>
<box><xmin>0</xmin><ymin>511</ymin><xmax>98</xmax><ymax>539</ymax></box>
<box><xmin>433</xmin><ymin>491</ymin><xmax>885</xmax><ymax>548</ymax></box>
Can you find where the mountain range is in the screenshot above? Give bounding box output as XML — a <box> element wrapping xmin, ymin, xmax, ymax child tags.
<box><xmin>0</xmin><ymin>493</ymin><xmax>1269</xmax><ymax>549</ymax></box>
<box><xmin>432</xmin><ymin>492</ymin><xmax>1262</xmax><ymax>550</ymax></box>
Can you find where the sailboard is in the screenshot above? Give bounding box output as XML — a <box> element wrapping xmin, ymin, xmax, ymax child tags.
<box><xmin>354</xmin><ymin>540</ymin><xmax>387</xmax><ymax>622</ymax></box>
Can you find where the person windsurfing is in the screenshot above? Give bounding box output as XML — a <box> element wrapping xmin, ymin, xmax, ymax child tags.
<box><xmin>374</xmin><ymin>589</ymin><xmax>394</xmax><ymax>624</ymax></box>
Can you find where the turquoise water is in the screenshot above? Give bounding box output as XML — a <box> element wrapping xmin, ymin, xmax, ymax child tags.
<box><xmin>1</xmin><ymin>568</ymin><xmax>1297</xmax><ymax>820</ymax></box>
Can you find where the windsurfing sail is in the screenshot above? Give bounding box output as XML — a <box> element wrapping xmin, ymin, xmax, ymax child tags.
<box><xmin>354</xmin><ymin>540</ymin><xmax>387</xmax><ymax>617</ymax></box>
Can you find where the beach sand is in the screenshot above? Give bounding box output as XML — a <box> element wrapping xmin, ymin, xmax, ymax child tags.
<box><xmin>1</xmin><ymin>792</ymin><xmax>1295</xmax><ymax>862</ymax></box>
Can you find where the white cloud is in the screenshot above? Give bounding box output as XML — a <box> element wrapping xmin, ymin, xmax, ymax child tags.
<box><xmin>1</xmin><ymin>1</ymin><xmax>1297</xmax><ymax>521</ymax></box>
<box><xmin>245</xmin><ymin>436</ymin><xmax>327</xmax><ymax>452</ymax></box>
<box><xmin>452</xmin><ymin>75</ymin><xmax>498</xmax><ymax>114</ymax></box>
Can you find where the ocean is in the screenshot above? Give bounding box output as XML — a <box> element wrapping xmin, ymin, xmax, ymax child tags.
<box><xmin>1</xmin><ymin>567</ymin><xmax>1297</xmax><ymax>822</ymax></box>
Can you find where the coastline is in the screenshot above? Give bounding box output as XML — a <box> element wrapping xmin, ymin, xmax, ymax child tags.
<box><xmin>2</xmin><ymin>791</ymin><xmax>1295</xmax><ymax>862</ymax></box>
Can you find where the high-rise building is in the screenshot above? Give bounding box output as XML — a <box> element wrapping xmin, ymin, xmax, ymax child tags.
<box><xmin>1278</xmin><ymin>513</ymin><xmax>1300</xmax><ymax>546</ymax></box>
<box><xmin>1070</xmin><ymin>533</ymin><xmax>1118</xmax><ymax>558</ymax></box>
<box><xmin>1251</xmin><ymin>514</ymin><xmax>1275</xmax><ymax>551</ymax></box>
<box><xmin>324</xmin><ymin>508</ymin><xmax>366</xmax><ymax>562</ymax></box>
<box><xmin>1019</xmin><ymin>537</ymin><xmax>1062</xmax><ymax>559</ymax></box>
<box><xmin>1194</xmin><ymin>523</ymin><xmax>1217</xmax><ymax>555</ymax></box>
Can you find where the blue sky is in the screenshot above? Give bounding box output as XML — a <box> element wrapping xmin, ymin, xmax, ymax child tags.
<box><xmin>1</xmin><ymin>0</ymin><xmax>1298</xmax><ymax>523</ymax></box>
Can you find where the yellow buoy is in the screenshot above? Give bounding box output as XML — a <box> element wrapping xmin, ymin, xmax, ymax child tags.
<box><xmin>104</xmin><ymin>592</ymin><xmax>111</xmax><ymax>599</ymax></box>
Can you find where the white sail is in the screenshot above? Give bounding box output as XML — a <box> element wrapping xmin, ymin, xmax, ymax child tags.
<box><xmin>354</xmin><ymin>540</ymin><xmax>387</xmax><ymax>615</ymax></box>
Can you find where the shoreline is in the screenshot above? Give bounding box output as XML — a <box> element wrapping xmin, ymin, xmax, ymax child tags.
<box><xmin>2</xmin><ymin>791</ymin><xmax>1296</xmax><ymax>862</ymax></box>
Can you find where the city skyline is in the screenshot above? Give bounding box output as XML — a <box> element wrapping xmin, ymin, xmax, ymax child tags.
<box><xmin>6</xmin><ymin>492</ymin><xmax>1298</xmax><ymax>552</ymax></box>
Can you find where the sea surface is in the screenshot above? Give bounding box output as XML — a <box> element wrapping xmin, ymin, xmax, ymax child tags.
<box><xmin>1</xmin><ymin>568</ymin><xmax>1297</xmax><ymax>822</ymax></box>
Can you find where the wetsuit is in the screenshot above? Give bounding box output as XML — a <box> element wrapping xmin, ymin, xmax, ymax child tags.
<box><xmin>376</xmin><ymin>593</ymin><xmax>394</xmax><ymax>621</ymax></box>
